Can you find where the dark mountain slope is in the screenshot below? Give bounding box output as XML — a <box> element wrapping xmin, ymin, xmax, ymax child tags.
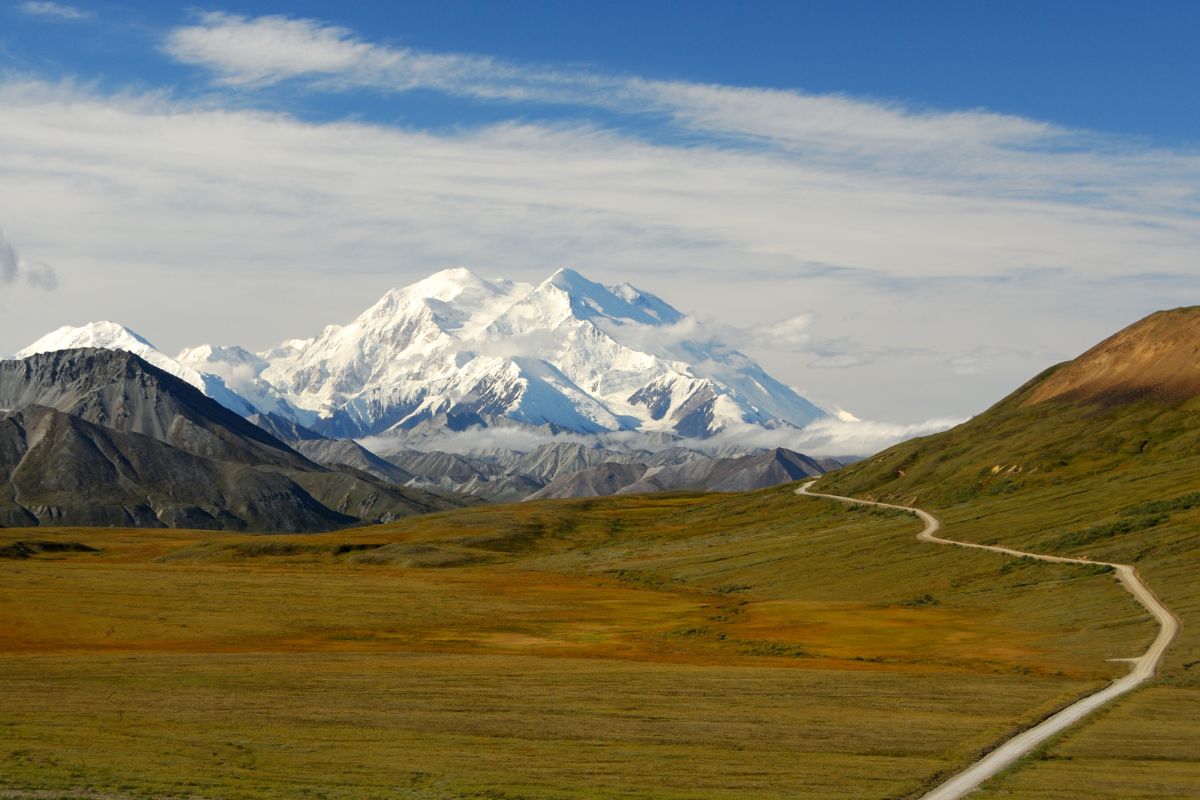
<box><xmin>290</xmin><ymin>439</ymin><xmax>415</xmax><ymax>485</ymax></box>
<box><xmin>0</xmin><ymin>406</ymin><xmax>353</xmax><ymax>531</ymax></box>
<box><xmin>0</xmin><ymin>349</ymin><xmax>311</xmax><ymax>469</ymax></box>
<box><xmin>528</xmin><ymin>447</ymin><xmax>824</xmax><ymax>499</ymax></box>
<box><xmin>244</xmin><ymin>412</ymin><xmax>418</xmax><ymax>486</ymax></box>
<box><xmin>526</xmin><ymin>462</ymin><xmax>648</xmax><ymax>500</ymax></box>
<box><xmin>511</xmin><ymin>442</ymin><xmax>645</xmax><ymax>483</ymax></box>
<box><xmin>387</xmin><ymin>450</ymin><xmax>503</xmax><ymax>484</ymax></box>
<box><xmin>0</xmin><ymin>350</ymin><xmax>467</xmax><ymax>531</ymax></box>
<box><xmin>619</xmin><ymin>447</ymin><xmax>824</xmax><ymax>495</ymax></box>
<box><xmin>247</xmin><ymin>411</ymin><xmax>326</xmax><ymax>443</ymax></box>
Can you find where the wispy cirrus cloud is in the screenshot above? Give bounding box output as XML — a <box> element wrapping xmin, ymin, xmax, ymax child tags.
<box><xmin>163</xmin><ymin>12</ymin><xmax>590</xmax><ymax>99</ymax></box>
<box><xmin>161</xmin><ymin>12</ymin><xmax>1200</xmax><ymax>218</ymax></box>
<box><xmin>162</xmin><ymin>13</ymin><xmax>1066</xmax><ymax>159</ymax></box>
<box><xmin>946</xmin><ymin>345</ymin><xmax>1063</xmax><ymax>377</ymax></box>
<box><xmin>18</xmin><ymin>1</ymin><xmax>93</xmax><ymax>21</ymax></box>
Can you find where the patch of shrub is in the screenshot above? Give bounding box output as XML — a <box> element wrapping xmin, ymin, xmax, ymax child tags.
<box><xmin>1048</xmin><ymin>515</ymin><xmax>1166</xmax><ymax>550</ymax></box>
<box><xmin>332</xmin><ymin>543</ymin><xmax>384</xmax><ymax>556</ymax></box>
<box><xmin>737</xmin><ymin>640</ymin><xmax>809</xmax><ymax>658</ymax></box>
<box><xmin>1122</xmin><ymin>491</ymin><xmax>1200</xmax><ymax>517</ymax></box>
<box><xmin>0</xmin><ymin>540</ymin><xmax>98</xmax><ymax>559</ymax></box>
<box><xmin>998</xmin><ymin>556</ymin><xmax>1038</xmax><ymax>575</ymax></box>
<box><xmin>231</xmin><ymin>542</ymin><xmax>306</xmax><ymax>558</ymax></box>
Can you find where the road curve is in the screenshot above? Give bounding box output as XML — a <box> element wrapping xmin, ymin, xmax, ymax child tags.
<box><xmin>796</xmin><ymin>481</ymin><xmax>1179</xmax><ymax>800</ymax></box>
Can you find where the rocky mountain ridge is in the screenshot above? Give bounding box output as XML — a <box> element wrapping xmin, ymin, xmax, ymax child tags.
<box><xmin>298</xmin><ymin>436</ymin><xmax>837</xmax><ymax>503</ymax></box>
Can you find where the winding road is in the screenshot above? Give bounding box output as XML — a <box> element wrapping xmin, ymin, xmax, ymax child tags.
<box><xmin>796</xmin><ymin>481</ymin><xmax>1179</xmax><ymax>800</ymax></box>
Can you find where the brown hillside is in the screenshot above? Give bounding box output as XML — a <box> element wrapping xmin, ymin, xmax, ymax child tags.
<box><xmin>1023</xmin><ymin>306</ymin><xmax>1200</xmax><ymax>407</ymax></box>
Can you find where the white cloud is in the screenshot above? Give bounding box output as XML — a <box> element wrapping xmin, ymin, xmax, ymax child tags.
<box><xmin>163</xmin><ymin>12</ymin><xmax>580</xmax><ymax>99</ymax></box>
<box><xmin>359</xmin><ymin>425</ymin><xmax>591</xmax><ymax>458</ymax></box>
<box><xmin>357</xmin><ymin>414</ymin><xmax>963</xmax><ymax>460</ymax></box>
<box><xmin>695</xmin><ymin>314</ymin><xmax>925</xmax><ymax>370</ymax></box>
<box><xmin>659</xmin><ymin>416</ymin><xmax>966</xmax><ymax>457</ymax></box>
<box><xmin>0</xmin><ymin>227</ymin><xmax>56</xmax><ymax>292</ymax></box>
<box><xmin>164</xmin><ymin>13</ymin><xmax>381</xmax><ymax>87</ymax></box>
<box><xmin>763</xmin><ymin>315</ymin><xmax>814</xmax><ymax>349</ymax></box>
<box><xmin>18</xmin><ymin>1</ymin><xmax>92</xmax><ymax>21</ymax></box>
<box><xmin>0</xmin><ymin>52</ymin><xmax>1198</xmax><ymax>421</ymax></box>
<box><xmin>0</xmin><ymin>229</ymin><xmax>16</xmax><ymax>284</ymax></box>
<box><xmin>632</xmin><ymin>79</ymin><xmax>1056</xmax><ymax>161</ymax></box>
<box><xmin>757</xmin><ymin>416</ymin><xmax>965</xmax><ymax>457</ymax></box>
<box><xmin>946</xmin><ymin>345</ymin><xmax>1061</xmax><ymax>377</ymax></box>
<box><xmin>160</xmin><ymin>14</ymin><xmax>1071</xmax><ymax>164</ymax></box>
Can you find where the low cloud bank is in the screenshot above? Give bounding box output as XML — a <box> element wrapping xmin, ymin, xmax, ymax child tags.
<box><xmin>358</xmin><ymin>414</ymin><xmax>963</xmax><ymax>460</ymax></box>
<box><xmin>358</xmin><ymin>424</ymin><xmax>591</xmax><ymax>457</ymax></box>
<box><xmin>741</xmin><ymin>416</ymin><xmax>964</xmax><ymax>457</ymax></box>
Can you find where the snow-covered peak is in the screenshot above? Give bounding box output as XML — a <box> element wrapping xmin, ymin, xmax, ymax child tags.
<box><xmin>178</xmin><ymin>342</ymin><xmax>304</xmax><ymax>421</ymax></box>
<box><xmin>610</xmin><ymin>282</ymin><xmax>684</xmax><ymax>325</ymax></box>
<box><xmin>280</xmin><ymin>268</ymin><xmax>825</xmax><ymax>437</ymax></box>
<box><xmin>490</xmin><ymin>268</ymin><xmax>682</xmax><ymax>338</ymax></box>
<box><xmin>21</xmin><ymin>321</ymin><xmax>154</xmax><ymax>356</ymax></box>
<box><xmin>19</xmin><ymin>321</ymin><xmax>257</xmax><ymax>416</ymax></box>
<box><xmin>257</xmin><ymin>338</ymin><xmax>314</xmax><ymax>372</ymax></box>
<box><xmin>347</xmin><ymin>270</ymin><xmax>533</xmax><ymax>342</ymax></box>
<box><xmin>45</xmin><ymin>267</ymin><xmax>829</xmax><ymax>442</ymax></box>
<box><xmin>395</xmin><ymin>267</ymin><xmax>497</xmax><ymax>302</ymax></box>
<box><xmin>539</xmin><ymin>267</ymin><xmax>679</xmax><ymax>327</ymax></box>
<box><xmin>543</xmin><ymin>267</ymin><xmax>591</xmax><ymax>292</ymax></box>
<box><xmin>20</xmin><ymin>321</ymin><xmax>180</xmax><ymax>379</ymax></box>
<box><xmin>178</xmin><ymin>344</ymin><xmax>268</xmax><ymax>373</ymax></box>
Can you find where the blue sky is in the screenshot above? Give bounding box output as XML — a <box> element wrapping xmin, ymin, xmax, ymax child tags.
<box><xmin>6</xmin><ymin>1</ymin><xmax>1198</xmax><ymax>139</ymax></box>
<box><xmin>1</xmin><ymin>1</ymin><xmax>1198</xmax><ymax>432</ymax></box>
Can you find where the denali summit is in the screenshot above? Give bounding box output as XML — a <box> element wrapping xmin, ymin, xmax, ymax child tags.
<box><xmin>20</xmin><ymin>268</ymin><xmax>830</xmax><ymax>442</ymax></box>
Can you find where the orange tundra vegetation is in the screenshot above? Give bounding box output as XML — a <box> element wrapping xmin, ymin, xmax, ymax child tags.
<box><xmin>0</xmin><ymin>486</ymin><xmax>1154</xmax><ymax>799</ymax></box>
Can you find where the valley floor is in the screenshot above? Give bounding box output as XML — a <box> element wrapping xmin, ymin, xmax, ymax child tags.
<box><xmin>0</xmin><ymin>487</ymin><xmax>1163</xmax><ymax>799</ymax></box>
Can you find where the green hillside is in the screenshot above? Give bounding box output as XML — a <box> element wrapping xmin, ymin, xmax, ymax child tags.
<box><xmin>818</xmin><ymin>306</ymin><xmax>1200</xmax><ymax>798</ymax></box>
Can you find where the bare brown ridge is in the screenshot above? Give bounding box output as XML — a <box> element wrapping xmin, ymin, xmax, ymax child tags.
<box><xmin>1023</xmin><ymin>305</ymin><xmax>1200</xmax><ymax>407</ymax></box>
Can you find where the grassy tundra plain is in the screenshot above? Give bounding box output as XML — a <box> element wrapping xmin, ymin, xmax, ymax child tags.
<box><xmin>0</xmin><ymin>485</ymin><xmax>1155</xmax><ymax>800</ymax></box>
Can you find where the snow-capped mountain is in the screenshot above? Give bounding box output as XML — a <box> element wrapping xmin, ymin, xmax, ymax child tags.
<box><xmin>247</xmin><ymin>267</ymin><xmax>829</xmax><ymax>439</ymax></box>
<box><xmin>16</xmin><ymin>268</ymin><xmax>832</xmax><ymax>443</ymax></box>
<box><xmin>175</xmin><ymin>343</ymin><xmax>309</xmax><ymax>423</ymax></box>
<box><xmin>16</xmin><ymin>321</ymin><xmax>258</xmax><ymax>416</ymax></box>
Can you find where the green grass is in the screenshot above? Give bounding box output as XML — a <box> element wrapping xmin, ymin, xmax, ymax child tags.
<box><xmin>0</xmin><ymin>652</ymin><xmax>1092</xmax><ymax>800</ymax></box>
<box><xmin>818</xmin><ymin>381</ymin><xmax>1200</xmax><ymax>797</ymax></box>
<box><xmin>0</xmin><ymin>484</ymin><xmax>1153</xmax><ymax>799</ymax></box>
